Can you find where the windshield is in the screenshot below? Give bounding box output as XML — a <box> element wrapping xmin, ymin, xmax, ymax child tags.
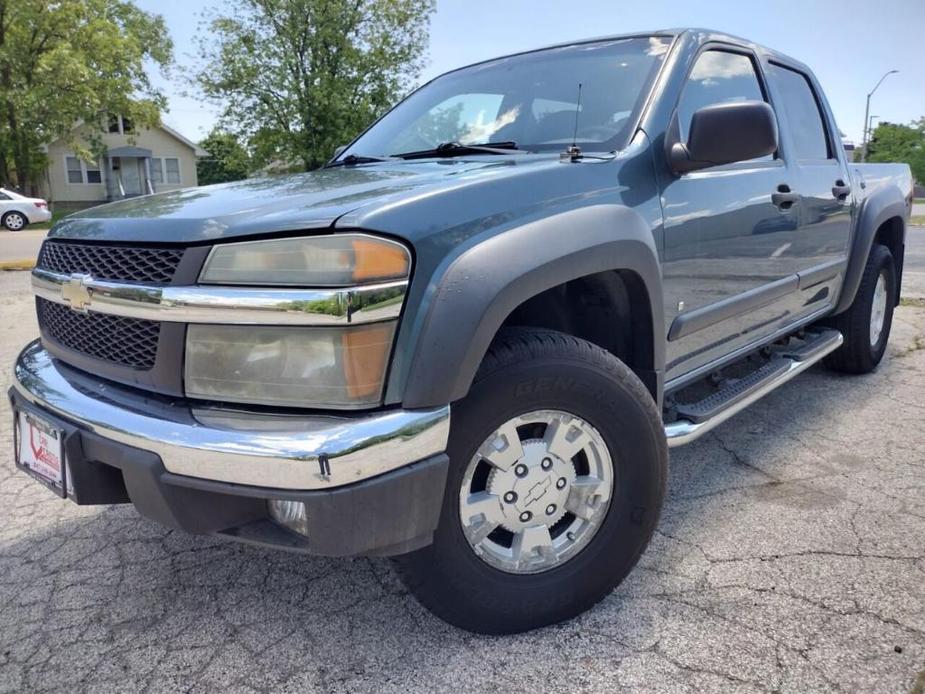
<box><xmin>338</xmin><ymin>36</ymin><xmax>672</xmax><ymax>161</ymax></box>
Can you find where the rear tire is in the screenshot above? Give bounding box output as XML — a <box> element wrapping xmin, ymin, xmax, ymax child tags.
<box><xmin>1</xmin><ymin>211</ymin><xmax>27</xmax><ymax>231</ymax></box>
<box><xmin>824</xmin><ymin>243</ymin><xmax>896</xmax><ymax>374</ymax></box>
<box><xmin>393</xmin><ymin>328</ymin><xmax>667</xmax><ymax>634</ymax></box>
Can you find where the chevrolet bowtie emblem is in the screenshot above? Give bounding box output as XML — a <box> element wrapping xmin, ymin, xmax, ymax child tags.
<box><xmin>60</xmin><ymin>274</ymin><xmax>93</xmax><ymax>312</ymax></box>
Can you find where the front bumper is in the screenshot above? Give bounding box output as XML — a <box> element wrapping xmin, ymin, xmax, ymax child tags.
<box><xmin>10</xmin><ymin>341</ymin><xmax>451</xmax><ymax>556</ymax></box>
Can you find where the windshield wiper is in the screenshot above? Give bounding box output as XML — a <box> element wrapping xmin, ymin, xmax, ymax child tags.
<box><xmin>392</xmin><ymin>141</ymin><xmax>523</xmax><ymax>160</ymax></box>
<box><xmin>324</xmin><ymin>154</ymin><xmax>398</xmax><ymax>168</ymax></box>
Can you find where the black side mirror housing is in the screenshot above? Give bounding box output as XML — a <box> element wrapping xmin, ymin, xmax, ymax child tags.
<box><xmin>670</xmin><ymin>100</ymin><xmax>778</xmax><ymax>174</ymax></box>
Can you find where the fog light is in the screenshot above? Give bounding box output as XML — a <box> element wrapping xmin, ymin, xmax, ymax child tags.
<box><xmin>268</xmin><ymin>500</ymin><xmax>309</xmax><ymax>536</ymax></box>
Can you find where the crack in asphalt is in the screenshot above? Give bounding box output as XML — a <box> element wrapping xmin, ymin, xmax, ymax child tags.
<box><xmin>0</xmin><ymin>273</ymin><xmax>923</xmax><ymax>693</ymax></box>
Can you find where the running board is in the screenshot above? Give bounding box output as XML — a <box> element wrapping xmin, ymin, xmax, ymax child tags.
<box><xmin>664</xmin><ymin>330</ymin><xmax>843</xmax><ymax>448</ymax></box>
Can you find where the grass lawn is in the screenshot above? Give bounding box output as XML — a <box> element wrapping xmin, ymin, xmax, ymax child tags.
<box><xmin>911</xmin><ymin>215</ymin><xmax>925</xmax><ymax>226</ymax></box>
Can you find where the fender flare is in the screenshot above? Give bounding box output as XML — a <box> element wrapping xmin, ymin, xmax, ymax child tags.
<box><xmin>833</xmin><ymin>186</ymin><xmax>907</xmax><ymax>315</ymax></box>
<box><xmin>400</xmin><ymin>204</ymin><xmax>664</xmax><ymax>408</ymax></box>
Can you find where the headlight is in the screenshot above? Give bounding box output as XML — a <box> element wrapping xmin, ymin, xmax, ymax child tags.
<box><xmin>185</xmin><ymin>321</ymin><xmax>397</xmax><ymax>408</ymax></box>
<box><xmin>199</xmin><ymin>234</ymin><xmax>411</xmax><ymax>286</ymax></box>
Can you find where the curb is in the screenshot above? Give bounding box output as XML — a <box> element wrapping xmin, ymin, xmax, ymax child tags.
<box><xmin>0</xmin><ymin>259</ymin><xmax>35</xmax><ymax>271</ymax></box>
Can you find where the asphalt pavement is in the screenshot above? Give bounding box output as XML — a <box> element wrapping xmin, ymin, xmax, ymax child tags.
<box><xmin>0</xmin><ymin>235</ymin><xmax>923</xmax><ymax>693</ymax></box>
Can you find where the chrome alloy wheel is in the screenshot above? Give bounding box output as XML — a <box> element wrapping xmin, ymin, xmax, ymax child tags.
<box><xmin>869</xmin><ymin>271</ymin><xmax>888</xmax><ymax>347</ymax></box>
<box><xmin>458</xmin><ymin>409</ymin><xmax>614</xmax><ymax>574</ymax></box>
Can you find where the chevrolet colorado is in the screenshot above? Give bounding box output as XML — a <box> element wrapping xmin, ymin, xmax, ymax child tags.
<box><xmin>10</xmin><ymin>29</ymin><xmax>913</xmax><ymax>633</ymax></box>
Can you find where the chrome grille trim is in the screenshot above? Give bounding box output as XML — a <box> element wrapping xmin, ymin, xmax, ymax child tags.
<box><xmin>31</xmin><ymin>267</ymin><xmax>406</xmax><ymax>326</ymax></box>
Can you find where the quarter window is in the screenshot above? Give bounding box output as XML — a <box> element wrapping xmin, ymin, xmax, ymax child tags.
<box><xmin>678</xmin><ymin>50</ymin><xmax>768</xmax><ymax>145</ymax></box>
<box><xmin>767</xmin><ymin>64</ymin><xmax>830</xmax><ymax>160</ymax></box>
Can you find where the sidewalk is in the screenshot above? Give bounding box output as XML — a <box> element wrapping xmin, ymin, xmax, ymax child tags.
<box><xmin>0</xmin><ymin>228</ymin><xmax>48</xmax><ymax>269</ymax></box>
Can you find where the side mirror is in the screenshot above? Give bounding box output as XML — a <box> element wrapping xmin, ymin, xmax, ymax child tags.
<box><xmin>670</xmin><ymin>100</ymin><xmax>778</xmax><ymax>174</ymax></box>
<box><xmin>333</xmin><ymin>145</ymin><xmax>347</xmax><ymax>158</ymax></box>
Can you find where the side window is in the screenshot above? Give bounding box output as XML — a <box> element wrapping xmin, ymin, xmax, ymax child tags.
<box><xmin>678</xmin><ymin>50</ymin><xmax>768</xmax><ymax>144</ymax></box>
<box><xmin>767</xmin><ymin>64</ymin><xmax>830</xmax><ymax>160</ymax></box>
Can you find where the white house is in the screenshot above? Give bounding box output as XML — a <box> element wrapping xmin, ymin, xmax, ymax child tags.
<box><xmin>40</xmin><ymin>117</ymin><xmax>208</xmax><ymax>212</ymax></box>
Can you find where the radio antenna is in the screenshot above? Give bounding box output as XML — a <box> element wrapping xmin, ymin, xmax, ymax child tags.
<box><xmin>571</xmin><ymin>82</ymin><xmax>583</xmax><ymax>149</ymax></box>
<box><xmin>562</xmin><ymin>82</ymin><xmax>584</xmax><ymax>162</ymax></box>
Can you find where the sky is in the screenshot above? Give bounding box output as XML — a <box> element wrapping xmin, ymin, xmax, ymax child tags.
<box><xmin>136</xmin><ymin>0</ymin><xmax>925</xmax><ymax>145</ymax></box>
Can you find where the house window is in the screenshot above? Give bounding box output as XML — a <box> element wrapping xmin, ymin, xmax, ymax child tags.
<box><xmin>65</xmin><ymin>155</ymin><xmax>103</xmax><ymax>184</ymax></box>
<box><xmin>66</xmin><ymin>157</ymin><xmax>84</xmax><ymax>184</ymax></box>
<box><xmin>165</xmin><ymin>158</ymin><xmax>180</xmax><ymax>184</ymax></box>
<box><xmin>106</xmin><ymin>115</ymin><xmax>135</xmax><ymax>135</ymax></box>
<box><xmin>86</xmin><ymin>161</ymin><xmax>102</xmax><ymax>184</ymax></box>
<box><xmin>150</xmin><ymin>158</ymin><xmax>163</xmax><ymax>184</ymax></box>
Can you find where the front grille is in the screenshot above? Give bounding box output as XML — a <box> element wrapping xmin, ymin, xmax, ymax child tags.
<box><xmin>38</xmin><ymin>241</ymin><xmax>184</xmax><ymax>284</ymax></box>
<box><xmin>38</xmin><ymin>298</ymin><xmax>160</xmax><ymax>370</ymax></box>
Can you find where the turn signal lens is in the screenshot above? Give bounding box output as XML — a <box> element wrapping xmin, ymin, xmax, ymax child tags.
<box><xmin>200</xmin><ymin>234</ymin><xmax>410</xmax><ymax>287</ymax></box>
<box><xmin>351</xmin><ymin>238</ymin><xmax>410</xmax><ymax>283</ymax></box>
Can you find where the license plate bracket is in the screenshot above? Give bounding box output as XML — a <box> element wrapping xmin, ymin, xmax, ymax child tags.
<box><xmin>14</xmin><ymin>409</ymin><xmax>68</xmax><ymax>498</ymax></box>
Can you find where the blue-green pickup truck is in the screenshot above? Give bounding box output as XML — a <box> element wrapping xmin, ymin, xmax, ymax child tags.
<box><xmin>10</xmin><ymin>28</ymin><xmax>913</xmax><ymax>633</ymax></box>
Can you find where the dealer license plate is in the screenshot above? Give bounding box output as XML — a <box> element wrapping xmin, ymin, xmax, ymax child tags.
<box><xmin>15</xmin><ymin>410</ymin><xmax>67</xmax><ymax>498</ymax></box>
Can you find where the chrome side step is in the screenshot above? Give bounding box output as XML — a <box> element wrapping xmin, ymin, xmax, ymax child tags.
<box><xmin>664</xmin><ymin>330</ymin><xmax>843</xmax><ymax>448</ymax></box>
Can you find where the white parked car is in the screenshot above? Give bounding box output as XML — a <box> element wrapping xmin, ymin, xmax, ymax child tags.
<box><xmin>0</xmin><ymin>188</ymin><xmax>51</xmax><ymax>231</ymax></box>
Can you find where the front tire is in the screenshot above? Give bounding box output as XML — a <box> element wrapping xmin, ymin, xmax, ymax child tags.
<box><xmin>824</xmin><ymin>243</ymin><xmax>896</xmax><ymax>374</ymax></box>
<box><xmin>393</xmin><ymin>328</ymin><xmax>667</xmax><ymax>634</ymax></box>
<box><xmin>1</xmin><ymin>211</ymin><xmax>27</xmax><ymax>231</ymax></box>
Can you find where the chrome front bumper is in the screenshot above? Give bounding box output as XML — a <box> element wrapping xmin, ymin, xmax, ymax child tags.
<box><xmin>12</xmin><ymin>341</ymin><xmax>450</xmax><ymax>490</ymax></box>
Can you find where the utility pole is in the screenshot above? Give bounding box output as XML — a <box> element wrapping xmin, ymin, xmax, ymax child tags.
<box><xmin>861</xmin><ymin>70</ymin><xmax>898</xmax><ymax>162</ymax></box>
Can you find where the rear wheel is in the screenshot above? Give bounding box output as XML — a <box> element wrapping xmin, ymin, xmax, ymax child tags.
<box><xmin>393</xmin><ymin>328</ymin><xmax>667</xmax><ymax>634</ymax></box>
<box><xmin>824</xmin><ymin>243</ymin><xmax>896</xmax><ymax>374</ymax></box>
<box><xmin>2</xmin><ymin>211</ymin><xmax>26</xmax><ymax>231</ymax></box>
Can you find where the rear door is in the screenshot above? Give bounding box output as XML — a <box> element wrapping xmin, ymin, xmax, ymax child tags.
<box><xmin>660</xmin><ymin>47</ymin><xmax>800</xmax><ymax>384</ymax></box>
<box><xmin>764</xmin><ymin>62</ymin><xmax>852</xmax><ymax>296</ymax></box>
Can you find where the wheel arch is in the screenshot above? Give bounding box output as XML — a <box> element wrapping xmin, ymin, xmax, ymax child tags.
<box><xmin>399</xmin><ymin>204</ymin><xmax>664</xmax><ymax>409</ymax></box>
<box><xmin>834</xmin><ymin>187</ymin><xmax>907</xmax><ymax>315</ymax></box>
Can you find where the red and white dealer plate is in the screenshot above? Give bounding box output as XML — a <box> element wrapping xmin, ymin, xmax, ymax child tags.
<box><xmin>15</xmin><ymin>410</ymin><xmax>67</xmax><ymax>498</ymax></box>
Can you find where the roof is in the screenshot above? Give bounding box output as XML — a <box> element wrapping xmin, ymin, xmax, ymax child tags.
<box><xmin>160</xmin><ymin>123</ymin><xmax>209</xmax><ymax>157</ymax></box>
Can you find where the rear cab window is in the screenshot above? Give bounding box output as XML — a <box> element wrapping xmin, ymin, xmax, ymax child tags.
<box><xmin>766</xmin><ymin>63</ymin><xmax>832</xmax><ymax>161</ymax></box>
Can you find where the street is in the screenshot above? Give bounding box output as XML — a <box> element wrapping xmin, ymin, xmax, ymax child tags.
<box><xmin>0</xmin><ymin>235</ymin><xmax>923</xmax><ymax>692</ymax></box>
<box><xmin>0</xmin><ymin>229</ymin><xmax>47</xmax><ymax>266</ymax></box>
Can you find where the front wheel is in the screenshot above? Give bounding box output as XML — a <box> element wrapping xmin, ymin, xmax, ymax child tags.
<box><xmin>1</xmin><ymin>211</ymin><xmax>27</xmax><ymax>231</ymax></box>
<box><xmin>393</xmin><ymin>328</ymin><xmax>667</xmax><ymax>634</ymax></box>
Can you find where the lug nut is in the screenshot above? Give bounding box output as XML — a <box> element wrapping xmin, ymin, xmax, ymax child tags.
<box><xmin>567</xmin><ymin>531</ymin><xmax>576</xmax><ymax>541</ymax></box>
<box><xmin>519</xmin><ymin>511</ymin><xmax>532</xmax><ymax>522</ymax></box>
<box><xmin>503</xmin><ymin>491</ymin><xmax>517</xmax><ymax>503</ymax></box>
<box><xmin>556</xmin><ymin>477</ymin><xmax>567</xmax><ymax>490</ymax></box>
<box><xmin>514</xmin><ymin>464</ymin><xmax>529</xmax><ymax>478</ymax></box>
<box><xmin>541</xmin><ymin>457</ymin><xmax>553</xmax><ymax>471</ymax></box>
<box><xmin>545</xmin><ymin>504</ymin><xmax>557</xmax><ymax>516</ymax></box>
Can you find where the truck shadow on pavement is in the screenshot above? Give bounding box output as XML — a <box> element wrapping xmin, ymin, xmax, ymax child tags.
<box><xmin>2</xmin><ymin>328</ymin><xmax>924</xmax><ymax>691</ymax></box>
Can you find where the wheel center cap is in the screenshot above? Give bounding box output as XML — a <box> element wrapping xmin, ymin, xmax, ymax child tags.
<box><xmin>488</xmin><ymin>440</ymin><xmax>575</xmax><ymax>531</ymax></box>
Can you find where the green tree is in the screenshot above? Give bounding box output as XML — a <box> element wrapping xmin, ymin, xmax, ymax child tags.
<box><xmin>195</xmin><ymin>0</ymin><xmax>435</xmax><ymax>171</ymax></box>
<box><xmin>867</xmin><ymin>119</ymin><xmax>925</xmax><ymax>184</ymax></box>
<box><xmin>197</xmin><ymin>129</ymin><xmax>251</xmax><ymax>185</ymax></box>
<box><xmin>0</xmin><ymin>0</ymin><xmax>172</xmax><ymax>194</ymax></box>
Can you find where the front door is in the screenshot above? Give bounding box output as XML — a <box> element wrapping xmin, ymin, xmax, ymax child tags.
<box><xmin>119</xmin><ymin>157</ymin><xmax>143</xmax><ymax>196</ymax></box>
<box><xmin>660</xmin><ymin>47</ymin><xmax>800</xmax><ymax>384</ymax></box>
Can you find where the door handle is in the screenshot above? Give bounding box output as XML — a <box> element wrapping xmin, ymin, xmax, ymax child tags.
<box><xmin>832</xmin><ymin>180</ymin><xmax>851</xmax><ymax>200</ymax></box>
<box><xmin>772</xmin><ymin>184</ymin><xmax>799</xmax><ymax>210</ymax></box>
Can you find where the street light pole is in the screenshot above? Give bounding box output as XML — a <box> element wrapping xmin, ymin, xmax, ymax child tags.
<box><xmin>861</xmin><ymin>70</ymin><xmax>898</xmax><ymax>162</ymax></box>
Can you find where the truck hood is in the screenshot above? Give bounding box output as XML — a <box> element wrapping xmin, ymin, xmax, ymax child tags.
<box><xmin>49</xmin><ymin>156</ymin><xmax>581</xmax><ymax>244</ymax></box>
